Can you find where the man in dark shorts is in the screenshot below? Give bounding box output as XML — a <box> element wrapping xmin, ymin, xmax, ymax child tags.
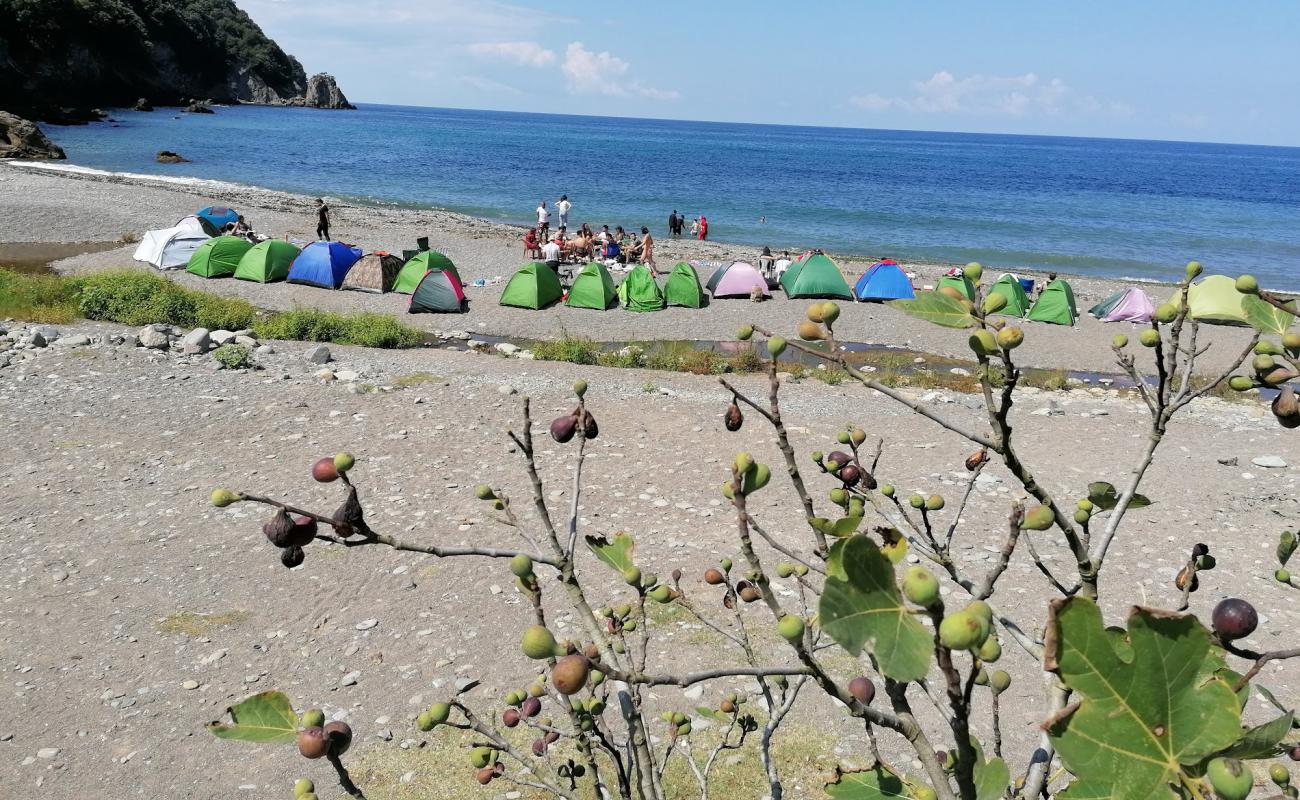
<box><xmin>667</xmin><ymin>210</ymin><xmax>678</xmax><ymax>237</ymax></box>
<box><xmin>315</xmin><ymin>198</ymin><xmax>330</xmax><ymax>240</ymax></box>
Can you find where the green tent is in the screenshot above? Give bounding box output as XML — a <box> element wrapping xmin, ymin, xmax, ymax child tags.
<box><xmin>988</xmin><ymin>274</ymin><xmax>1030</xmax><ymax>316</ymax></box>
<box><xmin>565</xmin><ymin>262</ymin><xmax>616</xmax><ymax>310</ymax></box>
<box><xmin>234</xmin><ymin>239</ymin><xmax>299</xmax><ymax>282</ymax></box>
<box><xmin>187</xmin><ymin>236</ymin><xmax>252</xmax><ymax>278</ymax></box>
<box><xmin>937</xmin><ymin>274</ymin><xmax>976</xmax><ymax>301</ymax></box>
<box><xmin>780</xmin><ymin>253</ymin><xmax>852</xmax><ymax>299</ymax></box>
<box><xmin>394</xmin><ymin>250</ymin><xmax>457</xmax><ymax>294</ymax></box>
<box><xmin>1169</xmin><ymin>275</ymin><xmax>1248</xmax><ymax>325</ymax></box>
<box><xmin>409</xmin><ymin>269</ymin><xmax>467</xmax><ymax>313</ymax></box>
<box><xmin>1027</xmin><ymin>279</ymin><xmax>1079</xmax><ymax>325</ymax></box>
<box><xmin>664</xmin><ymin>262</ymin><xmax>706</xmax><ymax>308</ymax></box>
<box><xmin>500</xmin><ymin>262</ymin><xmax>563</xmax><ymax>309</ymax></box>
<box><xmin>617</xmin><ymin>264</ymin><xmax>666</xmax><ymax>312</ymax></box>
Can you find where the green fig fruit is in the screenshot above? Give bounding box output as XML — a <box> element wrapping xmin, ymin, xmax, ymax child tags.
<box><xmin>798</xmin><ymin>321</ymin><xmax>824</xmax><ymax>341</ymax></box>
<box><xmin>470</xmin><ymin>746</ymin><xmax>494</xmax><ymax>769</ymax></box>
<box><xmin>1186</xmin><ymin>261</ymin><xmax>1203</xmax><ymax>279</ymax></box>
<box><xmin>210</xmin><ymin>488</ymin><xmax>240</xmax><ymax>508</ymax></box>
<box><xmin>830</xmin><ymin>487</ymin><xmax>848</xmax><ymax>506</ymax></box>
<box><xmin>1077</xmin><ymin>499</ymin><xmax>1094</xmax><ymax>512</ymax></box>
<box><xmin>1284</xmin><ymin>332</ymin><xmax>1300</xmax><ymax>353</ymax></box>
<box><xmin>734</xmin><ymin>451</ymin><xmax>755</xmax><ymax>475</ymax></box>
<box><xmin>964</xmin><ymin>262</ymin><xmax>983</xmax><ymax>282</ymax></box>
<box><xmin>881</xmin><ymin>484</ymin><xmax>895</xmax><ymax>498</ymax></box>
<box><xmin>294</xmin><ymin>778</ymin><xmax>315</xmax><ymax>797</ymax></box>
<box><xmin>996</xmin><ymin>326</ymin><xmax>1023</xmax><ymax>350</ymax></box>
<box><xmin>1206</xmin><ymin>757</ymin><xmax>1252</xmax><ymax>800</ymax></box>
<box><xmin>837</xmin><ymin>431</ymin><xmax>852</xmax><ymax>445</ymax></box>
<box><xmin>1228</xmin><ymin>376</ymin><xmax>1254</xmax><ymax>392</ymax></box>
<box><xmin>977</xmin><ymin>636</ymin><xmax>1002</xmax><ymax>663</ymax></box>
<box><xmin>795</xmin><ymin>564</ymin><xmax>809</xmax><ymax>577</ymax></box>
<box><xmin>767</xmin><ymin>337</ymin><xmax>787</xmax><ymax>358</ymax></box>
<box><xmin>521</xmin><ymin>625</ymin><xmax>558</xmax><ymax>660</ymax></box>
<box><xmin>850</xmin><ymin>429</ymin><xmax>867</xmax><ymax>446</ymax></box>
<box><xmin>820</xmin><ymin>302</ymin><xmax>841</xmax><ymax>325</ymax></box>
<box><xmin>984</xmin><ymin>292</ymin><xmax>1008</xmax><ymax>315</ymax></box>
<box><xmin>474</xmin><ymin>484</ymin><xmax>495</xmax><ymax>500</ymax></box>
<box><xmin>939</xmin><ymin>611</ymin><xmax>984</xmax><ymax>651</ymax></box>
<box><xmin>1154</xmin><ymin>304</ymin><xmax>1177</xmax><ymax>324</ymax></box>
<box><xmin>623</xmin><ymin>567</ymin><xmax>642</xmax><ymax>586</ymax></box>
<box><xmin>1139</xmin><ymin>330</ymin><xmax>1161</xmax><ymax>348</ymax></box>
<box><xmin>573</xmin><ymin>378</ymin><xmax>588</xmax><ymax>398</ymax></box>
<box><xmin>902</xmin><ymin>566</ymin><xmax>940</xmax><ymax>607</ymax></box>
<box><xmin>913</xmin><ymin>786</ymin><xmax>939</xmax><ymax>800</ymax></box>
<box><xmin>1111</xmin><ymin>334</ymin><xmax>1129</xmax><ymax>348</ymax></box>
<box><xmin>1256</xmin><ymin>340</ymin><xmax>1282</xmax><ymax>356</ymax></box>
<box><xmin>649</xmin><ymin>585</ymin><xmax>672</xmax><ymax>603</ymax></box>
<box><xmin>301</xmin><ymin>709</ymin><xmax>325</xmax><ymax>729</ymax></box>
<box><xmin>925</xmin><ymin>494</ymin><xmax>945</xmax><ymax>511</ymax></box>
<box><xmin>1236</xmin><ymin>275</ymin><xmax>1259</xmax><ymax>295</ymax></box>
<box><xmin>776</xmin><ymin>562</ymin><xmax>794</xmax><ymax>579</ymax></box>
<box><xmin>416</xmin><ymin>711</ymin><xmax>434</xmax><ymax>731</ymax></box>
<box><xmin>777</xmin><ymin>615</ymin><xmax>805</xmax><ymax>643</ymax></box>
<box><xmin>720</xmin><ymin>558</ymin><xmax>733</xmax><ymax>572</ymax></box>
<box><xmin>966</xmin><ymin>600</ymin><xmax>994</xmax><ymax>626</ymax></box>
<box><xmin>806</xmin><ymin>304</ymin><xmax>825</xmax><ymax>323</ymax></box>
<box><xmin>737</xmin><ymin>325</ymin><xmax>754</xmax><ymax>341</ymax></box>
<box><xmin>1270</xmin><ymin>763</ymin><xmax>1290</xmax><ymax>786</ymax></box>
<box><xmin>1254</xmin><ymin>354</ymin><xmax>1276</xmax><ymax>373</ymax></box>
<box><xmin>1022</xmin><ymin>505</ymin><xmax>1054</xmax><ymax>531</ymax></box>
<box><xmin>428</xmin><ymin>702</ymin><xmax>450</xmax><ymax>725</ymax></box>
<box><xmin>1276</xmin><ymin>568</ymin><xmax>1291</xmax><ymax>583</ymax></box>
<box><xmin>909</xmin><ymin>494</ymin><xmax>925</xmax><ymax>509</ymax></box>
<box><xmin>510</xmin><ymin>554</ymin><xmax>534</xmax><ymax>578</ymax></box>
<box><xmin>742</xmin><ymin>463</ymin><xmax>771</xmax><ymax>494</ymax></box>
<box><xmin>969</xmin><ymin>329</ymin><xmax>999</xmax><ymax>357</ymax></box>
<box><xmin>333</xmin><ymin>452</ymin><xmax>355</xmax><ymax>473</ymax></box>
<box><xmin>990</xmin><ymin>670</ymin><xmax>1011</xmax><ymax>694</ymax></box>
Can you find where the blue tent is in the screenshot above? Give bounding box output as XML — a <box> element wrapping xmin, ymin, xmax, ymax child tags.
<box><xmin>287</xmin><ymin>241</ymin><xmax>363</xmax><ymax>289</ymax></box>
<box><xmin>854</xmin><ymin>261</ymin><xmax>914</xmax><ymax>301</ymax></box>
<box><xmin>197</xmin><ymin>206</ymin><xmax>239</xmax><ymax>231</ymax></box>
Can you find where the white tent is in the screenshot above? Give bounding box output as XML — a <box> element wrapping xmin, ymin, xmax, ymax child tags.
<box><xmin>133</xmin><ymin>216</ymin><xmax>211</xmax><ymax>270</ymax></box>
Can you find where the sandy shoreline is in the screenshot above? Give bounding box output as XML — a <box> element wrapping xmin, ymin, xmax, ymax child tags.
<box><xmin>0</xmin><ymin>161</ymin><xmax>1266</xmax><ymax>373</ymax></box>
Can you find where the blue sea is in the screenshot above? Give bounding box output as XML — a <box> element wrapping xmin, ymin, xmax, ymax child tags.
<box><xmin>45</xmin><ymin>104</ymin><xmax>1300</xmax><ymax>287</ymax></box>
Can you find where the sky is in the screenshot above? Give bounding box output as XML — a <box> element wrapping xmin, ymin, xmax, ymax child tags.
<box><xmin>237</xmin><ymin>0</ymin><xmax>1300</xmax><ymax>146</ymax></box>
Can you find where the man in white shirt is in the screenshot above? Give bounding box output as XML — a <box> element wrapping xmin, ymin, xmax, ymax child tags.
<box><xmin>540</xmin><ymin>237</ymin><xmax>562</xmax><ymax>271</ymax></box>
<box><xmin>557</xmin><ymin>195</ymin><xmax>571</xmax><ymax>230</ymax></box>
<box><xmin>536</xmin><ymin>201</ymin><xmax>550</xmax><ymax>239</ymax></box>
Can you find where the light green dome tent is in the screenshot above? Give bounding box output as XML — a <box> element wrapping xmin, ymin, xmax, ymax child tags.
<box><xmin>1168</xmin><ymin>275</ymin><xmax>1248</xmax><ymax>325</ymax></box>
<box><xmin>187</xmin><ymin>236</ymin><xmax>253</xmax><ymax>278</ymax></box>
<box><xmin>234</xmin><ymin>239</ymin><xmax>299</xmax><ymax>283</ymax></box>
<box><xmin>780</xmin><ymin>253</ymin><xmax>852</xmax><ymax>299</ymax></box>
<box><xmin>664</xmin><ymin>262</ymin><xmax>706</xmax><ymax>308</ymax></box>
<box><xmin>936</xmin><ymin>274</ymin><xmax>976</xmax><ymax>301</ymax></box>
<box><xmin>500</xmin><ymin>262</ymin><xmax>563</xmax><ymax>309</ymax></box>
<box><xmin>394</xmin><ymin>251</ymin><xmax>458</xmax><ymax>294</ymax></box>
<box><xmin>617</xmin><ymin>264</ymin><xmax>666</xmax><ymax>312</ymax></box>
<box><xmin>1027</xmin><ymin>279</ymin><xmax>1078</xmax><ymax>325</ymax></box>
<box><xmin>988</xmin><ymin>274</ymin><xmax>1030</xmax><ymax>316</ymax></box>
<box><xmin>565</xmin><ymin>262</ymin><xmax>617</xmax><ymax>310</ymax></box>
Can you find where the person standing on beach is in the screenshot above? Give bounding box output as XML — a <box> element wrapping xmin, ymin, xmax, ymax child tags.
<box><xmin>315</xmin><ymin>198</ymin><xmax>330</xmax><ymax>240</ymax></box>
<box><xmin>557</xmin><ymin>195</ymin><xmax>571</xmax><ymax>230</ymax></box>
<box><xmin>698</xmin><ymin>215</ymin><xmax>709</xmax><ymax>241</ymax></box>
<box><xmin>638</xmin><ymin>226</ymin><xmax>656</xmax><ymax>271</ymax></box>
<box><xmin>536</xmin><ymin>200</ymin><xmax>550</xmax><ymax>240</ymax></box>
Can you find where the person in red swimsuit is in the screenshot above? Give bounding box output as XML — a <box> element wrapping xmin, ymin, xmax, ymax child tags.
<box><xmin>698</xmin><ymin>215</ymin><xmax>708</xmax><ymax>241</ymax></box>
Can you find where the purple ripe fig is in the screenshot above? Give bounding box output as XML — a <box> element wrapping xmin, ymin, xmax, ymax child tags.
<box><xmin>1290</xmin><ymin>745</ymin><xmax>1300</xmax><ymax>761</ymax></box>
<box><xmin>332</xmin><ymin>487</ymin><xmax>365</xmax><ymax>537</ymax></box>
<box><xmin>581</xmin><ymin>409</ymin><xmax>599</xmax><ymax>439</ymax></box>
<box><xmin>312</xmin><ymin>457</ymin><xmax>340</xmax><ymax>483</ymax></box>
<box><xmin>476</xmin><ymin>766</ymin><xmax>495</xmax><ymax>785</ymax></box>
<box><xmin>297</xmin><ymin>727</ymin><xmax>328</xmax><ymax>759</ymax></box>
<box><xmin>1192</xmin><ymin>542</ymin><xmax>1209</xmax><ymax>558</ymax></box>
<box><xmin>1211</xmin><ymin>598</ymin><xmax>1258</xmax><ymax>641</ymax></box>
<box><xmin>724</xmin><ymin>402</ymin><xmax>744</xmax><ymax>432</ymax></box>
<box><xmin>531</xmin><ymin>738</ymin><xmax>548</xmax><ymax>757</ymax></box>
<box><xmin>737</xmin><ymin>581</ymin><xmax>761</xmax><ymax>603</ymax></box>
<box><xmin>323</xmin><ymin>721</ymin><xmax>352</xmax><ymax>756</ymax></box>
<box><xmin>521</xmin><ymin>697</ymin><xmax>542</xmax><ymax>718</ymax></box>
<box><xmin>550</xmin><ymin>414</ymin><xmax>577</xmax><ymax>443</ymax></box>
<box><xmin>544</xmin><ymin>730</ymin><xmax>560</xmax><ymax>745</ymax></box>
<box><xmin>281</xmin><ymin>546</ymin><xmax>305</xmax><ymax>569</ymax></box>
<box><xmin>848</xmin><ymin>677</ymin><xmax>875</xmax><ymax>705</ymax></box>
<box><xmin>826</xmin><ymin>451</ymin><xmax>852</xmax><ymax>472</ymax></box>
<box><xmin>839</xmin><ymin>464</ymin><xmax>862</xmax><ymax>487</ymax></box>
<box><xmin>502</xmin><ymin>708</ymin><xmax>521</xmax><ymax>728</ymax></box>
<box><xmin>289</xmin><ymin>516</ymin><xmax>317</xmax><ymax>547</ymax></box>
<box><xmin>263</xmin><ymin>510</ymin><xmax>297</xmax><ymax>548</ymax></box>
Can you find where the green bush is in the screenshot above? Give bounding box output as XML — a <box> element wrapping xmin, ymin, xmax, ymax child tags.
<box><xmin>77</xmin><ymin>271</ymin><xmax>257</xmax><ymax>330</ymax></box>
<box><xmin>253</xmin><ymin>309</ymin><xmax>423</xmax><ymax>349</ymax></box>
<box><xmin>0</xmin><ymin>269</ymin><xmax>84</xmax><ymax>323</ymax></box>
<box><xmin>212</xmin><ymin>343</ymin><xmax>254</xmax><ymax>369</ymax></box>
<box><xmin>531</xmin><ymin>335</ymin><xmax>602</xmax><ymax>365</ymax></box>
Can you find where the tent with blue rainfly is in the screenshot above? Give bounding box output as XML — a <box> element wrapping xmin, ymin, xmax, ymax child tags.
<box><xmin>196</xmin><ymin>206</ymin><xmax>238</xmax><ymax>231</ymax></box>
<box><xmin>853</xmin><ymin>260</ymin><xmax>914</xmax><ymax>301</ymax></box>
<box><xmin>287</xmin><ymin>241</ymin><xmax>363</xmax><ymax>289</ymax></box>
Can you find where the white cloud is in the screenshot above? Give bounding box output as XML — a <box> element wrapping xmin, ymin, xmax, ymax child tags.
<box><xmin>467</xmin><ymin>41</ymin><xmax>555</xmax><ymax>67</ymax></box>
<box><xmin>560</xmin><ymin>42</ymin><xmax>678</xmax><ymax>101</ymax></box>
<box><xmin>850</xmin><ymin>71</ymin><xmax>1125</xmax><ymax>118</ymax></box>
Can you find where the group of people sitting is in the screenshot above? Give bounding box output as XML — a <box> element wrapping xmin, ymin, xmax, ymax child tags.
<box><xmin>524</xmin><ymin>223</ymin><xmax>656</xmax><ymax>274</ymax></box>
<box><xmin>219</xmin><ymin>215</ymin><xmax>266</xmax><ymax>243</ymax></box>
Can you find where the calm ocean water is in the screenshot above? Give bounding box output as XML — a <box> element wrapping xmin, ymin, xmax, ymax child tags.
<box><xmin>45</xmin><ymin>104</ymin><xmax>1300</xmax><ymax>287</ymax></box>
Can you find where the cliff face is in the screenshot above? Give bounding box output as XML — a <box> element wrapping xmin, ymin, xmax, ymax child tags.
<box><xmin>291</xmin><ymin>74</ymin><xmax>355</xmax><ymax>110</ymax></box>
<box><xmin>0</xmin><ymin>0</ymin><xmax>350</xmax><ymax>119</ymax></box>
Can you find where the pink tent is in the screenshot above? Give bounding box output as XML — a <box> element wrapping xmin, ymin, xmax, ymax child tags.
<box><xmin>709</xmin><ymin>261</ymin><xmax>771</xmax><ymax>299</ymax></box>
<box><xmin>1095</xmin><ymin>287</ymin><xmax>1155</xmax><ymax>323</ymax></box>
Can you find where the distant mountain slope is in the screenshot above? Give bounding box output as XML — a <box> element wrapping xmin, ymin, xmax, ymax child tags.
<box><xmin>0</xmin><ymin>0</ymin><xmax>351</xmax><ymax>118</ymax></box>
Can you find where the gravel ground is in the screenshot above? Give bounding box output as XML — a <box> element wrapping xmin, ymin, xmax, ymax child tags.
<box><xmin>2</xmin><ymin>319</ymin><xmax>1299</xmax><ymax>798</ymax></box>
<box><xmin>0</xmin><ymin>162</ymin><xmax>1267</xmax><ymax>375</ymax></box>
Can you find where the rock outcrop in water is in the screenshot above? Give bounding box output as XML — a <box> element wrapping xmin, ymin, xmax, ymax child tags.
<box><xmin>0</xmin><ymin>112</ymin><xmax>66</xmax><ymax>160</ymax></box>
<box><xmin>0</xmin><ymin>0</ymin><xmax>353</xmax><ymax>121</ymax></box>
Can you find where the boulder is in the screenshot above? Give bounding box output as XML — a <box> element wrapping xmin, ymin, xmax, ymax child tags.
<box><xmin>303</xmin><ymin>345</ymin><xmax>332</xmax><ymax>364</ymax></box>
<box><xmin>291</xmin><ymin>74</ymin><xmax>355</xmax><ymax>110</ymax></box>
<box><xmin>0</xmin><ymin>112</ymin><xmax>66</xmax><ymax>159</ymax></box>
<box><xmin>210</xmin><ymin>330</ymin><xmax>236</xmax><ymax>346</ymax></box>
<box><xmin>33</xmin><ymin>325</ymin><xmax>61</xmax><ymax>342</ymax></box>
<box><xmin>156</xmin><ymin>150</ymin><xmax>189</xmax><ymax>163</ymax></box>
<box><xmin>134</xmin><ymin>98</ymin><xmax>154</xmax><ymax>112</ymax></box>
<box><xmin>182</xmin><ymin>328</ymin><xmax>212</xmax><ymax>354</ymax></box>
<box><xmin>184</xmin><ymin>100</ymin><xmax>214</xmax><ymax>114</ymax></box>
<box><xmin>56</xmin><ymin>334</ymin><xmax>91</xmax><ymax>347</ymax></box>
<box><xmin>138</xmin><ymin>326</ymin><xmax>171</xmax><ymax>350</ymax></box>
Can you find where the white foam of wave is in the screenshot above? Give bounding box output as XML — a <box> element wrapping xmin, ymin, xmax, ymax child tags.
<box><xmin>4</xmin><ymin>160</ymin><xmax>250</xmax><ymax>193</ymax></box>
